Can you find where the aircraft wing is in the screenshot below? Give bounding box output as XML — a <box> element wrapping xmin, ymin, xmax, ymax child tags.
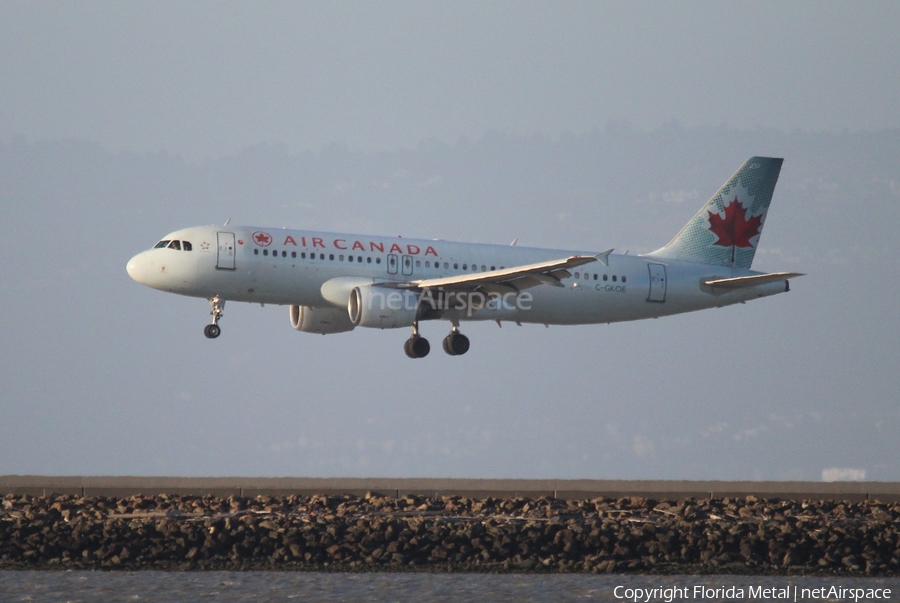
<box><xmin>703</xmin><ymin>272</ymin><xmax>805</xmax><ymax>289</ymax></box>
<box><xmin>389</xmin><ymin>255</ymin><xmax>602</xmax><ymax>294</ymax></box>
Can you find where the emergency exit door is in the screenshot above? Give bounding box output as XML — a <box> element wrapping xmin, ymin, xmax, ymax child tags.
<box><xmin>401</xmin><ymin>255</ymin><xmax>414</xmax><ymax>276</ymax></box>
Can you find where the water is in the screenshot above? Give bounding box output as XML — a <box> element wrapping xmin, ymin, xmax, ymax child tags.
<box><xmin>1</xmin><ymin>572</ymin><xmax>899</xmax><ymax>602</ymax></box>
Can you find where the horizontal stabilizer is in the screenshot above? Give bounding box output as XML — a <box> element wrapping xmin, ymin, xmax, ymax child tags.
<box><xmin>703</xmin><ymin>272</ymin><xmax>805</xmax><ymax>289</ymax></box>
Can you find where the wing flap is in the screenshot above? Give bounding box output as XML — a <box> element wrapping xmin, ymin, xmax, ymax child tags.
<box><xmin>703</xmin><ymin>272</ymin><xmax>805</xmax><ymax>289</ymax></box>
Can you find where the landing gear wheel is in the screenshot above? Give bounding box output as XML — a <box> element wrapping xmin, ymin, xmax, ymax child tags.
<box><xmin>404</xmin><ymin>335</ymin><xmax>430</xmax><ymax>359</ymax></box>
<box><xmin>443</xmin><ymin>332</ymin><xmax>470</xmax><ymax>356</ymax></box>
<box><xmin>205</xmin><ymin>296</ymin><xmax>225</xmax><ymax>340</ymax></box>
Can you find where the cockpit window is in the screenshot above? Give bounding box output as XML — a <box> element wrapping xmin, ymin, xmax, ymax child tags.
<box><xmin>154</xmin><ymin>239</ymin><xmax>192</xmax><ymax>250</ymax></box>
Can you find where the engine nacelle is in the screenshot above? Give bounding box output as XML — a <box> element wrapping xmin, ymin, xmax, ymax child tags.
<box><xmin>289</xmin><ymin>305</ymin><xmax>356</xmax><ymax>335</ymax></box>
<box><xmin>349</xmin><ymin>286</ymin><xmax>420</xmax><ymax>329</ymax></box>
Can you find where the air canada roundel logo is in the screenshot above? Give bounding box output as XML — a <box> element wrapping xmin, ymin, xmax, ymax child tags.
<box><xmin>252</xmin><ymin>231</ymin><xmax>273</xmax><ymax>247</ymax></box>
<box><xmin>708</xmin><ymin>197</ymin><xmax>762</xmax><ymax>249</ymax></box>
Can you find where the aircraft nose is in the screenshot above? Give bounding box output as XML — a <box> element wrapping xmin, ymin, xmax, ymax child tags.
<box><xmin>126</xmin><ymin>252</ymin><xmax>149</xmax><ymax>284</ymax></box>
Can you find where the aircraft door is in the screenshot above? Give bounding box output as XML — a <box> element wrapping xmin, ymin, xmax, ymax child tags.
<box><xmin>401</xmin><ymin>254</ymin><xmax>414</xmax><ymax>276</ymax></box>
<box><xmin>647</xmin><ymin>263</ymin><xmax>666</xmax><ymax>302</ymax></box>
<box><xmin>217</xmin><ymin>232</ymin><xmax>236</xmax><ymax>270</ymax></box>
<box><xmin>387</xmin><ymin>254</ymin><xmax>399</xmax><ymax>275</ymax></box>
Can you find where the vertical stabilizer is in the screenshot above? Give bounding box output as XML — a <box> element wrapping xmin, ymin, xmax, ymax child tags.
<box><xmin>647</xmin><ymin>157</ymin><xmax>783</xmax><ymax>269</ymax></box>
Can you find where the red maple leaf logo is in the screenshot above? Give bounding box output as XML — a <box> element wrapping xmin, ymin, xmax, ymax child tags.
<box><xmin>253</xmin><ymin>231</ymin><xmax>273</xmax><ymax>247</ymax></box>
<box><xmin>708</xmin><ymin>197</ymin><xmax>762</xmax><ymax>249</ymax></box>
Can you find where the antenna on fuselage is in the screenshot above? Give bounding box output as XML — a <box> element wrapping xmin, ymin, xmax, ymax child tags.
<box><xmin>224</xmin><ymin>217</ymin><xmax>231</xmax><ymax>226</ymax></box>
<box><xmin>510</xmin><ymin>238</ymin><xmax>518</xmax><ymax>246</ymax></box>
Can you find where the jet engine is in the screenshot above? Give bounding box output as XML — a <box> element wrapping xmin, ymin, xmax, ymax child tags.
<box><xmin>349</xmin><ymin>286</ymin><xmax>420</xmax><ymax>329</ymax></box>
<box><xmin>289</xmin><ymin>305</ymin><xmax>356</xmax><ymax>334</ymax></box>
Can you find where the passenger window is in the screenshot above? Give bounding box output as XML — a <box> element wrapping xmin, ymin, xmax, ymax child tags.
<box><xmin>603</xmin><ymin>274</ymin><xmax>608</xmax><ymax>281</ymax></box>
<box><xmin>416</xmin><ymin>260</ymin><xmax>421</xmax><ymax>267</ymax></box>
<box><xmin>622</xmin><ymin>276</ymin><xmax>627</xmax><ymax>283</ymax></box>
<box><xmin>481</xmin><ymin>265</ymin><xmax>486</xmax><ymax>271</ymax></box>
<box><xmin>348</xmin><ymin>256</ymin><xmax>353</xmax><ymax>262</ymax></box>
<box><xmin>593</xmin><ymin>274</ymin><xmax>597</xmax><ymax>280</ymax></box>
<box><xmin>367</xmin><ymin>257</ymin><xmax>372</xmax><ymax>264</ymax></box>
<box><xmin>454</xmin><ymin>263</ymin><xmax>459</xmax><ymax>269</ymax></box>
<box><xmin>376</xmin><ymin>258</ymin><xmax>381</xmax><ymax>264</ymax></box>
<box><xmin>282</xmin><ymin>251</ymin><xmax>287</xmax><ymax>258</ymax></box>
<box><xmin>612</xmin><ymin>275</ymin><xmax>617</xmax><ymax>282</ymax></box>
<box><xmin>182</xmin><ymin>241</ymin><xmax>192</xmax><ymax>251</ymax></box>
<box><xmin>444</xmin><ymin>262</ymin><xmax>449</xmax><ymax>269</ymax></box>
<box><xmin>462</xmin><ymin>264</ymin><xmax>467</xmax><ymax>270</ymax></box>
<box><xmin>339</xmin><ymin>254</ymin><xmax>344</xmax><ymax>261</ymax></box>
<box><xmin>491</xmin><ymin>266</ymin><xmax>495</xmax><ymax>271</ymax></box>
<box><xmin>329</xmin><ymin>254</ymin><xmax>335</xmax><ymax>260</ymax></box>
<box><xmin>574</xmin><ymin>272</ymin><xmax>580</xmax><ymax>279</ymax></box>
<box><xmin>254</xmin><ymin>249</ymin><xmax>259</xmax><ymax>255</ymax></box>
<box><xmin>263</xmin><ymin>249</ymin><xmax>268</xmax><ymax>256</ymax></box>
<box><xmin>291</xmin><ymin>251</ymin><xmax>296</xmax><ymax>258</ymax></box>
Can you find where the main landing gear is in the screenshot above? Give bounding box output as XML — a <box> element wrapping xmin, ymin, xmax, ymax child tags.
<box><xmin>404</xmin><ymin>321</ymin><xmax>470</xmax><ymax>358</ymax></box>
<box><xmin>404</xmin><ymin>321</ymin><xmax>430</xmax><ymax>359</ymax></box>
<box><xmin>204</xmin><ymin>296</ymin><xmax>224</xmax><ymax>339</ymax></box>
<box><xmin>443</xmin><ymin>326</ymin><xmax>470</xmax><ymax>356</ymax></box>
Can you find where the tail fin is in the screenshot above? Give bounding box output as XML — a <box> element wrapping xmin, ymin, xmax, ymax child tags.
<box><xmin>647</xmin><ymin>157</ymin><xmax>783</xmax><ymax>269</ymax></box>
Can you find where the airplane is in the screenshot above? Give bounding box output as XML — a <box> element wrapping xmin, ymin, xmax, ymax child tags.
<box><xmin>127</xmin><ymin>157</ymin><xmax>802</xmax><ymax>358</ymax></box>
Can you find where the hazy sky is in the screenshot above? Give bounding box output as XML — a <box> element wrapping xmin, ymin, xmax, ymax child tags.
<box><xmin>3</xmin><ymin>2</ymin><xmax>900</xmax><ymax>160</ymax></box>
<box><xmin>2</xmin><ymin>2</ymin><xmax>899</xmax><ymax>481</ymax></box>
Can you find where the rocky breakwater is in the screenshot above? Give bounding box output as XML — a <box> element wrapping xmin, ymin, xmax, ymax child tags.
<box><xmin>2</xmin><ymin>492</ymin><xmax>899</xmax><ymax>574</ymax></box>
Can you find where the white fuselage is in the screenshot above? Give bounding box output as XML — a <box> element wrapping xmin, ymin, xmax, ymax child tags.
<box><xmin>126</xmin><ymin>224</ymin><xmax>787</xmax><ymax>327</ymax></box>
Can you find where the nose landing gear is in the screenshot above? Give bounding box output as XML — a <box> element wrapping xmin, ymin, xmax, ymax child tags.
<box><xmin>204</xmin><ymin>296</ymin><xmax>225</xmax><ymax>339</ymax></box>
